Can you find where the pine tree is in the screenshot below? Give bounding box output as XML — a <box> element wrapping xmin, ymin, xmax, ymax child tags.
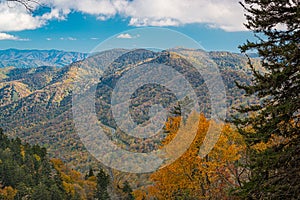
<box><xmin>31</xmin><ymin>183</ymin><xmax>51</xmax><ymax>200</ymax></box>
<box><xmin>86</xmin><ymin>167</ymin><xmax>95</xmax><ymax>179</ymax></box>
<box><xmin>122</xmin><ymin>181</ymin><xmax>134</xmax><ymax>200</ymax></box>
<box><xmin>234</xmin><ymin>0</ymin><xmax>300</xmax><ymax>199</ymax></box>
<box><xmin>89</xmin><ymin>167</ymin><xmax>95</xmax><ymax>177</ymax></box>
<box><xmin>95</xmin><ymin>169</ymin><xmax>110</xmax><ymax>200</ymax></box>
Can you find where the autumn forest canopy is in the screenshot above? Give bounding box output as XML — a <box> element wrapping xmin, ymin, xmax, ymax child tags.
<box><xmin>0</xmin><ymin>0</ymin><xmax>299</xmax><ymax>199</ymax></box>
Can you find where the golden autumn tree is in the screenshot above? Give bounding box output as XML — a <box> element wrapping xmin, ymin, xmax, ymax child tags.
<box><xmin>51</xmin><ymin>158</ymin><xmax>97</xmax><ymax>200</ymax></box>
<box><xmin>134</xmin><ymin>113</ymin><xmax>246</xmax><ymax>199</ymax></box>
<box><xmin>0</xmin><ymin>186</ymin><xmax>17</xmax><ymax>200</ymax></box>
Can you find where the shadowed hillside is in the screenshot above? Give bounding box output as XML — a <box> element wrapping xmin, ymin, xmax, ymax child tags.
<box><xmin>0</xmin><ymin>48</ymin><xmax>260</xmax><ymax>170</ymax></box>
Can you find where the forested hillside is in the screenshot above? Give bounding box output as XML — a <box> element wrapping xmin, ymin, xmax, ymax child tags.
<box><xmin>0</xmin><ymin>128</ymin><xmax>100</xmax><ymax>200</ymax></box>
<box><xmin>0</xmin><ymin>0</ymin><xmax>298</xmax><ymax>199</ymax></box>
<box><xmin>0</xmin><ymin>49</ymin><xmax>87</xmax><ymax>68</ymax></box>
<box><xmin>0</xmin><ymin>49</ymin><xmax>260</xmax><ymax>170</ymax></box>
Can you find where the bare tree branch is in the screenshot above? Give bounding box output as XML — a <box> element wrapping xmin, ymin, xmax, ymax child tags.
<box><xmin>5</xmin><ymin>0</ymin><xmax>40</xmax><ymax>12</ymax></box>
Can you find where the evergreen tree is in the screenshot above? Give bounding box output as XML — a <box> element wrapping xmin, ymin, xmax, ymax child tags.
<box><xmin>234</xmin><ymin>0</ymin><xmax>299</xmax><ymax>199</ymax></box>
<box><xmin>31</xmin><ymin>183</ymin><xmax>51</xmax><ymax>200</ymax></box>
<box><xmin>15</xmin><ymin>182</ymin><xmax>31</xmax><ymax>199</ymax></box>
<box><xmin>0</xmin><ymin>130</ymin><xmax>68</xmax><ymax>200</ymax></box>
<box><xmin>85</xmin><ymin>167</ymin><xmax>95</xmax><ymax>180</ymax></box>
<box><xmin>88</xmin><ymin>167</ymin><xmax>95</xmax><ymax>177</ymax></box>
<box><xmin>0</xmin><ymin>128</ymin><xmax>9</xmax><ymax>149</ymax></box>
<box><xmin>95</xmin><ymin>169</ymin><xmax>110</xmax><ymax>200</ymax></box>
<box><xmin>49</xmin><ymin>184</ymin><xmax>66</xmax><ymax>200</ymax></box>
<box><xmin>122</xmin><ymin>181</ymin><xmax>134</xmax><ymax>200</ymax></box>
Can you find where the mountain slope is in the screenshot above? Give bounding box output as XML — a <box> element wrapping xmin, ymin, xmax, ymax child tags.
<box><xmin>0</xmin><ymin>48</ymin><xmax>260</xmax><ymax>170</ymax></box>
<box><xmin>0</xmin><ymin>49</ymin><xmax>88</xmax><ymax>68</ymax></box>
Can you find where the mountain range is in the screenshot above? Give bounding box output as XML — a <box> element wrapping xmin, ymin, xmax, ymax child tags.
<box><xmin>0</xmin><ymin>49</ymin><xmax>88</xmax><ymax>68</ymax></box>
<box><xmin>0</xmin><ymin>48</ymin><xmax>260</xmax><ymax>170</ymax></box>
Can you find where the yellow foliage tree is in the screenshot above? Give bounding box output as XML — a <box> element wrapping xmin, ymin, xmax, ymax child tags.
<box><xmin>0</xmin><ymin>186</ymin><xmax>17</xmax><ymax>200</ymax></box>
<box><xmin>134</xmin><ymin>113</ymin><xmax>245</xmax><ymax>199</ymax></box>
<box><xmin>51</xmin><ymin>158</ymin><xmax>97</xmax><ymax>200</ymax></box>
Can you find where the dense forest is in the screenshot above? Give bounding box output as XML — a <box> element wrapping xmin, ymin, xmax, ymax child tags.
<box><xmin>0</xmin><ymin>0</ymin><xmax>299</xmax><ymax>199</ymax></box>
<box><xmin>0</xmin><ymin>48</ymin><xmax>259</xmax><ymax>171</ymax></box>
<box><xmin>0</xmin><ymin>128</ymin><xmax>135</xmax><ymax>200</ymax></box>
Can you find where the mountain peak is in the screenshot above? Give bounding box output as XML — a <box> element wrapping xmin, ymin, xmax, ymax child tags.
<box><xmin>0</xmin><ymin>49</ymin><xmax>88</xmax><ymax>68</ymax></box>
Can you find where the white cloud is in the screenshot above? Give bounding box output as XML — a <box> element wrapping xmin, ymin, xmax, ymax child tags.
<box><xmin>117</xmin><ymin>33</ymin><xmax>133</xmax><ymax>39</ymax></box>
<box><xmin>0</xmin><ymin>0</ymin><xmax>247</xmax><ymax>32</ymax></box>
<box><xmin>0</xmin><ymin>3</ymin><xmax>44</xmax><ymax>31</ymax></box>
<box><xmin>46</xmin><ymin>0</ymin><xmax>117</xmax><ymax>16</ymax></box>
<box><xmin>40</xmin><ymin>8</ymin><xmax>69</xmax><ymax>21</ymax></box>
<box><xmin>0</xmin><ymin>32</ymin><xmax>28</xmax><ymax>41</ymax></box>
<box><xmin>67</xmin><ymin>37</ymin><xmax>77</xmax><ymax>41</ymax></box>
<box><xmin>96</xmin><ymin>15</ymin><xmax>110</xmax><ymax>21</ymax></box>
<box><xmin>129</xmin><ymin>18</ymin><xmax>180</xmax><ymax>27</ymax></box>
<box><xmin>122</xmin><ymin>0</ymin><xmax>246</xmax><ymax>31</ymax></box>
<box><xmin>60</xmin><ymin>37</ymin><xmax>77</xmax><ymax>41</ymax></box>
<box><xmin>117</xmin><ymin>33</ymin><xmax>141</xmax><ymax>39</ymax></box>
<box><xmin>0</xmin><ymin>32</ymin><xmax>18</xmax><ymax>40</ymax></box>
<box><xmin>0</xmin><ymin>1</ymin><xmax>67</xmax><ymax>32</ymax></box>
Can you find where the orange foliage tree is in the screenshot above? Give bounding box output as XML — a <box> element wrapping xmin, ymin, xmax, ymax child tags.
<box><xmin>134</xmin><ymin>113</ymin><xmax>246</xmax><ymax>199</ymax></box>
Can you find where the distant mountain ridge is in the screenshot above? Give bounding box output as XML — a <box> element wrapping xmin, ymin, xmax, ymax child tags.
<box><xmin>0</xmin><ymin>48</ymin><xmax>261</xmax><ymax>170</ymax></box>
<box><xmin>0</xmin><ymin>49</ymin><xmax>88</xmax><ymax>68</ymax></box>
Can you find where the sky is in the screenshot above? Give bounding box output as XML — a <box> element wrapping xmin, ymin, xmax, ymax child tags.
<box><xmin>0</xmin><ymin>0</ymin><xmax>256</xmax><ymax>53</ymax></box>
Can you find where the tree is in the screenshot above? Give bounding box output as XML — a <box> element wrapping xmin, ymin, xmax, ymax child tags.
<box><xmin>234</xmin><ymin>0</ymin><xmax>300</xmax><ymax>199</ymax></box>
<box><xmin>122</xmin><ymin>181</ymin><xmax>134</xmax><ymax>200</ymax></box>
<box><xmin>85</xmin><ymin>167</ymin><xmax>95</xmax><ymax>180</ymax></box>
<box><xmin>0</xmin><ymin>130</ymin><xmax>97</xmax><ymax>199</ymax></box>
<box><xmin>51</xmin><ymin>158</ymin><xmax>96</xmax><ymax>199</ymax></box>
<box><xmin>49</xmin><ymin>184</ymin><xmax>66</xmax><ymax>200</ymax></box>
<box><xmin>31</xmin><ymin>183</ymin><xmax>51</xmax><ymax>200</ymax></box>
<box><xmin>6</xmin><ymin>0</ymin><xmax>38</xmax><ymax>11</ymax></box>
<box><xmin>134</xmin><ymin>113</ymin><xmax>245</xmax><ymax>199</ymax></box>
<box><xmin>0</xmin><ymin>186</ymin><xmax>17</xmax><ymax>200</ymax></box>
<box><xmin>95</xmin><ymin>169</ymin><xmax>110</xmax><ymax>200</ymax></box>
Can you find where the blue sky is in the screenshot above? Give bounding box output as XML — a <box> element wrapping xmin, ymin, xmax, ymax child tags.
<box><xmin>0</xmin><ymin>0</ymin><xmax>255</xmax><ymax>53</ymax></box>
